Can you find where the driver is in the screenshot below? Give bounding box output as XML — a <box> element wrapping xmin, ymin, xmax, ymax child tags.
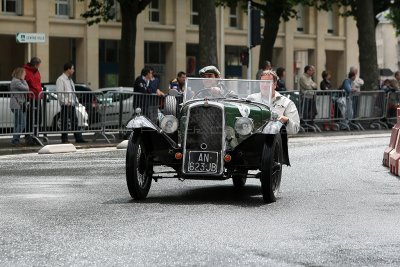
<box><xmin>197</xmin><ymin>65</ymin><xmax>224</xmax><ymax>96</ymax></box>
<box><xmin>247</xmin><ymin>70</ymin><xmax>300</xmax><ymax>134</ymax></box>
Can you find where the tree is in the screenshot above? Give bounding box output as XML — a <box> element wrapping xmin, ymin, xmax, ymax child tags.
<box><xmin>79</xmin><ymin>0</ymin><xmax>153</xmax><ymax>87</ymax></box>
<box><xmin>217</xmin><ymin>0</ymin><xmax>312</xmax><ymax>70</ymax></box>
<box><xmin>198</xmin><ymin>0</ymin><xmax>219</xmax><ymax>68</ymax></box>
<box><xmin>316</xmin><ymin>0</ymin><xmax>397</xmax><ymax>90</ymax></box>
<box><xmin>387</xmin><ymin>0</ymin><xmax>400</xmax><ymax>35</ymax></box>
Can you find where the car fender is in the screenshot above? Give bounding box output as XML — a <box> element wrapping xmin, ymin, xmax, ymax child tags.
<box><xmin>262</xmin><ymin>121</ymin><xmax>290</xmax><ymax>166</ymax></box>
<box><xmin>126</xmin><ymin>115</ymin><xmax>158</xmax><ymax>130</ymax></box>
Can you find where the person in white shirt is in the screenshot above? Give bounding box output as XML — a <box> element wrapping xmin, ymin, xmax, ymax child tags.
<box><xmin>56</xmin><ymin>62</ymin><xmax>87</xmax><ymax>144</ymax></box>
<box><xmin>247</xmin><ymin>70</ymin><xmax>300</xmax><ymax>135</ymax></box>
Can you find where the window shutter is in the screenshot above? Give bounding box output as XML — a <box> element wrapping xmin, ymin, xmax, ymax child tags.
<box><xmin>16</xmin><ymin>0</ymin><xmax>23</xmax><ymax>15</ymax></box>
<box><xmin>68</xmin><ymin>0</ymin><xmax>74</xmax><ymax>18</ymax></box>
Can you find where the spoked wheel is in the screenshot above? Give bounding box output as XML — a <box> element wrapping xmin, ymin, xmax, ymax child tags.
<box><xmin>126</xmin><ymin>134</ymin><xmax>152</xmax><ymax>199</ymax></box>
<box><xmin>260</xmin><ymin>134</ymin><xmax>283</xmax><ymax>203</ymax></box>
<box><xmin>232</xmin><ymin>168</ymin><xmax>248</xmax><ymax>188</ymax></box>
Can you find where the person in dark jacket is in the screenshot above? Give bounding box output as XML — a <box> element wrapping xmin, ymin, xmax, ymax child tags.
<box><xmin>320</xmin><ymin>70</ymin><xmax>332</xmax><ymax>90</ymax></box>
<box><xmin>276</xmin><ymin>67</ymin><xmax>286</xmax><ymax>91</ymax></box>
<box><xmin>133</xmin><ymin>66</ymin><xmax>153</xmax><ymax>94</ymax></box>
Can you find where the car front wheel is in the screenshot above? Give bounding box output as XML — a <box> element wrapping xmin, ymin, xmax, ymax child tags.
<box><xmin>260</xmin><ymin>134</ymin><xmax>283</xmax><ymax>203</ymax></box>
<box><xmin>126</xmin><ymin>134</ymin><xmax>152</xmax><ymax>199</ymax></box>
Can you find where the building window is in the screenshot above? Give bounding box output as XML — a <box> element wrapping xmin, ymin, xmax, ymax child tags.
<box><xmin>229</xmin><ymin>5</ymin><xmax>238</xmax><ymax>28</ymax></box>
<box><xmin>191</xmin><ymin>0</ymin><xmax>199</xmax><ymax>25</ymax></box>
<box><xmin>296</xmin><ymin>5</ymin><xmax>305</xmax><ymax>32</ymax></box>
<box><xmin>327</xmin><ymin>10</ymin><xmax>335</xmax><ymax>34</ymax></box>
<box><xmin>55</xmin><ymin>0</ymin><xmax>68</xmax><ymax>17</ymax></box>
<box><xmin>145</xmin><ymin>42</ymin><xmax>166</xmax><ymax>64</ymax></box>
<box><xmin>149</xmin><ymin>0</ymin><xmax>160</xmax><ymax>23</ymax></box>
<box><xmin>1</xmin><ymin>0</ymin><xmax>16</xmax><ymax>13</ymax></box>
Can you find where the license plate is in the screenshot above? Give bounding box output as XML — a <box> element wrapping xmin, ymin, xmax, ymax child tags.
<box><xmin>188</xmin><ymin>151</ymin><xmax>218</xmax><ymax>173</ymax></box>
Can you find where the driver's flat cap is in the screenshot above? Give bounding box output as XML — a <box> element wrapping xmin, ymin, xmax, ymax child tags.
<box><xmin>199</xmin><ymin>65</ymin><xmax>221</xmax><ymax>76</ymax></box>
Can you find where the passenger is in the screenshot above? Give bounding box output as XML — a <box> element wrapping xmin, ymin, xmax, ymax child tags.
<box><xmin>56</xmin><ymin>62</ymin><xmax>87</xmax><ymax>144</ymax></box>
<box><xmin>247</xmin><ymin>70</ymin><xmax>300</xmax><ymax>134</ymax></box>
<box><xmin>276</xmin><ymin>67</ymin><xmax>286</xmax><ymax>91</ymax></box>
<box><xmin>169</xmin><ymin>71</ymin><xmax>186</xmax><ymax>93</ymax></box>
<box><xmin>10</xmin><ymin>67</ymin><xmax>29</xmax><ymax>146</ymax></box>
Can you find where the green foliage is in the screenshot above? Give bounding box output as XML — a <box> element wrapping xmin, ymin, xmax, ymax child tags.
<box><xmin>387</xmin><ymin>0</ymin><xmax>400</xmax><ymax>35</ymax></box>
<box><xmin>78</xmin><ymin>0</ymin><xmax>116</xmax><ymax>25</ymax></box>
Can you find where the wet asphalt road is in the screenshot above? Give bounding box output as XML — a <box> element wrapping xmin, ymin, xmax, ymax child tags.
<box><xmin>0</xmin><ymin>134</ymin><xmax>399</xmax><ymax>266</ymax></box>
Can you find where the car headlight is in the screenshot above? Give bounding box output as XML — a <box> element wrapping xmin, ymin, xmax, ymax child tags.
<box><xmin>234</xmin><ymin>117</ymin><xmax>253</xmax><ymax>136</ymax></box>
<box><xmin>160</xmin><ymin>115</ymin><xmax>178</xmax><ymax>134</ymax></box>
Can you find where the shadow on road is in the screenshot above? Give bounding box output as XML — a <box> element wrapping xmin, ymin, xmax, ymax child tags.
<box><xmin>103</xmin><ymin>185</ymin><xmax>269</xmax><ymax>207</ymax></box>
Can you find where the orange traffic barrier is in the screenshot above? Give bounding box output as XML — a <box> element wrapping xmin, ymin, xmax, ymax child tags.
<box><xmin>389</xmin><ymin>108</ymin><xmax>400</xmax><ymax>175</ymax></box>
<box><xmin>383</xmin><ymin>108</ymin><xmax>400</xmax><ymax>167</ymax></box>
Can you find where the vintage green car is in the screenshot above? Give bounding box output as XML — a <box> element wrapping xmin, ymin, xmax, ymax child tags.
<box><xmin>126</xmin><ymin>78</ymin><xmax>291</xmax><ymax>203</ymax></box>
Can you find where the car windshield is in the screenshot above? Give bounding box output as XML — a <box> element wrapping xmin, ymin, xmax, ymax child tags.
<box><xmin>184</xmin><ymin>78</ymin><xmax>274</xmax><ymax>106</ymax></box>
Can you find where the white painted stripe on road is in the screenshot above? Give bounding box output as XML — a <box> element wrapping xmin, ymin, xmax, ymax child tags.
<box><xmin>116</xmin><ymin>140</ymin><xmax>128</xmax><ymax>149</ymax></box>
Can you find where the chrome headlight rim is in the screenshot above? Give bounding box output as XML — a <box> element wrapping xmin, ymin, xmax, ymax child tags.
<box><xmin>160</xmin><ymin>115</ymin><xmax>178</xmax><ymax>134</ymax></box>
<box><xmin>234</xmin><ymin>117</ymin><xmax>254</xmax><ymax>136</ymax></box>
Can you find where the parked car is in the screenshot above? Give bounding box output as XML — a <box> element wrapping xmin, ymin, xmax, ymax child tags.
<box><xmin>0</xmin><ymin>81</ymin><xmax>88</xmax><ymax>131</ymax></box>
<box><xmin>96</xmin><ymin>87</ymin><xmax>135</xmax><ymax>128</ymax></box>
<box><xmin>125</xmin><ymin>78</ymin><xmax>291</xmax><ymax>203</ymax></box>
<box><xmin>42</xmin><ymin>83</ymin><xmax>101</xmax><ymax>126</ymax></box>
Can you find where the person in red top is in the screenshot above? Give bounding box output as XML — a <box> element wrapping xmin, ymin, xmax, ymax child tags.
<box><xmin>23</xmin><ymin>57</ymin><xmax>42</xmax><ymax>145</ymax></box>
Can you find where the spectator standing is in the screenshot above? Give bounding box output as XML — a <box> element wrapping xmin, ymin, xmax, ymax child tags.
<box><xmin>23</xmin><ymin>57</ymin><xmax>42</xmax><ymax>145</ymax></box>
<box><xmin>338</xmin><ymin>71</ymin><xmax>357</xmax><ymax>129</ymax></box>
<box><xmin>56</xmin><ymin>62</ymin><xmax>87</xmax><ymax>144</ymax></box>
<box><xmin>148</xmin><ymin>66</ymin><xmax>165</xmax><ymax>96</ymax></box>
<box><xmin>247</xmin><ymin>70</ymin><xmax>300</xmax><ymax>134</ymax></box>
<box><xmin>320</xmin><ymin>70</ymin><xmax>332</xmax><ymax>90</ymax></box>
<box><xmin>392</xmin><ymin>71</ymin><xmax>400</xmax><ymax>90</ymax></box>
<box><xmin>299</xmin><ymin>65</ymin><xmax>317</xmax><ymax>122</ymax></box>
<box><xmin>319</xmin><ymin>70</ymin><xmax>334</xmax><ymax>130</ymax></box>
<box><xmin>256</xmin><ymin>60</ymin><xmax>272</xmax><ymax>80</ymax></box>
<box><xmin>133</xmin><ymin>66</ymin><xmax>153</xmax><ymax>93</ymax></box>
<box><xmin>276</xmin><ymin>67</ymin><xmax>286</xmax><ymax>91</ymax></box>
<box><xmin>10</xmin><ymin>67</ymin><xmax>29</xmax><ymax>146</ymax></box>
<box><xmin>169</xmin><ymin>71</ymin><xmax>186</xmax><ymax>93</ymax></box>
<box><xmin>349</xmin><ymin>66</ymin><xmax>364</xmax><ymax>92</ymax></box>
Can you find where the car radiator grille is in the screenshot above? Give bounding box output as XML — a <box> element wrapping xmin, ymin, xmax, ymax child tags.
<box><xmin>185</xmin><ymin>105</ymin><xmax>223</xmax><ymax>151</ymax></box>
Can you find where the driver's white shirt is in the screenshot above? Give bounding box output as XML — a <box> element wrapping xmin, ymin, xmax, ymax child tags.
<box><xmin>247</xmin><ymin>91</ymin><xmax>300</xmax><ymax>134</ymax></box>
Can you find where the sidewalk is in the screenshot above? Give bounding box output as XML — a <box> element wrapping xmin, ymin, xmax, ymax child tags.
<box><xmin>0</xmin><ymin>129</ymin><xmax>391</xmax><ymax>156</ymax></box>
<box><xmin>0</xmin><ymin>133</ymin><xmax>121</xmax><ymax>156</ymax></box>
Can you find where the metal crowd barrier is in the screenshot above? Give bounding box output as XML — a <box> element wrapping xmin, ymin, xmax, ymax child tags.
<box><xmin>386</xmin><ymin>91</ymin><xmax>400</xmax><ymax>126</ymax></box>
<box><xmin>1</xmin><ymin>89</ymin><xmax>397</xmax><ymax>145</ymax></box>
<box><xmin>0</xmin><ymin>91</ymin><xmax>35</xmax><ymax>138</ymax></box>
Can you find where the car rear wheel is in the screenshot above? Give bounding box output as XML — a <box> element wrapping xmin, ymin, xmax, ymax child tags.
<box><xmin>260</xmin><ymin>134</ymin><xmax>283</xmax><ymax>203</ymax></box>
<box><xmin>52</xmin><ymin>113</ymin><xmax>71</xmax><ymax>131</ymax></box>
<box><xmin>126</xmin><ymin>134</ymin><xmax>152</xmax><ymax>199</ymax></box>
<box><xmin>232</xmin><ymin>168</ymin><xmax>247</xmax><ymax>188</ymax></box>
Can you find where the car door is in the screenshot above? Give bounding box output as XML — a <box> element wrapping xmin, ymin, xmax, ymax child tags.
<box><xmin>0</xmin><ymin>82</ymin><xmax>13</xmax><ymax>129</ymax></box>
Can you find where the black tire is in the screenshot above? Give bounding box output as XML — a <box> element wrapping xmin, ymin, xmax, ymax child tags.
<box><xmin>163</xmin><ymin>95</ymin><xmax>177</xmax><ymax>116</ymax></box>
<box><xmin>52</xmin><ymin>113</ymin><xmax>71</xmax><ymax>131</ymax></box>
<box><xmin>232</xmin><ymin>168</ymin><xmax>247</xmax><ymax>188</ymax></box>
<box><xmin>260</xmin><ymin>134</ymin><xmax>283</xmax><ymax>203</ymax></box>
<box><xmin>126</xmin><ymin>134</ymin><xmax>152</xmax><ymax>200</ymax></box>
